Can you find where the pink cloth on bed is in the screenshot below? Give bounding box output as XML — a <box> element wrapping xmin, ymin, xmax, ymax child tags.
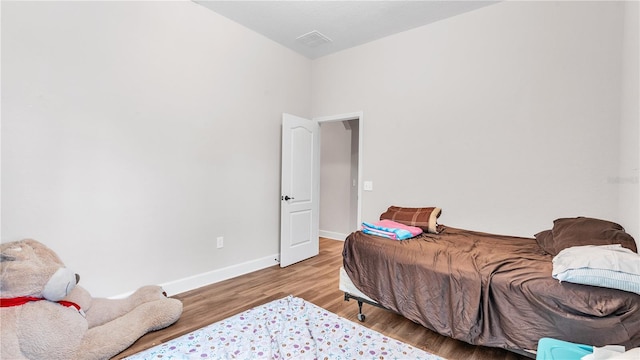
<box><xmin>374</xmin><ymin>220</ymin><xmax>423</xmax><ymax>236</ymax></box>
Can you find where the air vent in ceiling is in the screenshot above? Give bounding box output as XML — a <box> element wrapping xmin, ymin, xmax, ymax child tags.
<box><xmin>296</xmin><ymin>30</ymin><xmax>332</xmax><ymax>48</ymax></box>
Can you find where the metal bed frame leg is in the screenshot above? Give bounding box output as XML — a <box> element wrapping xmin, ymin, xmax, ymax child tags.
<box><xmin>344</xmin><ymin>292</ymin><xmax>368</xmax><ymax>322</ymax></box>
<box><xmin>356</xmin><ymin>300</ymin><xmax>366</xmax><ymax>322</ymax></box>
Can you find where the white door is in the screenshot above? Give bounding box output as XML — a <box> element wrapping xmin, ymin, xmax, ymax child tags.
<box><xmin>280</xmin><ymin>113</ymin><xmax>320</xmax><ymax>267</ymax></box>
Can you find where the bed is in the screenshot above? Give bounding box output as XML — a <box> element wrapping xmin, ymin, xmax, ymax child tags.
<box><xmin>341</xmin><ymin>211</ymin><xmax>640</xmax><ymax>356</ymax></box>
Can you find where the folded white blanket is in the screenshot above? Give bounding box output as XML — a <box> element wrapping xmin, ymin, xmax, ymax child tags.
<box><xmin>582</xmin><ymin>346</ymin><xmax>640</xmax><ymax>360</ymax></box>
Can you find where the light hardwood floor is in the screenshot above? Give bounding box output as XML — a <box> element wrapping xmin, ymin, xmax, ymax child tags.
<box><xmin>115</xmin><ymin>238</ymin><xmax>531</xmax><ymax>360</ymax></box>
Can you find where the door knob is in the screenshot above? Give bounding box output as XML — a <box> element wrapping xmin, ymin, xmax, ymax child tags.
<box><xmin>283</xmin><ymin>195</ymin><xmax>294</xmax><ymax>201</ymax></box>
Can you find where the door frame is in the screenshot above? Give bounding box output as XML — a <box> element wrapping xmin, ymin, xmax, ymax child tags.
<box><xmin>315</xmin><ymin>111</ymin><xmax>363</xmax><ymax>232</ymax></box>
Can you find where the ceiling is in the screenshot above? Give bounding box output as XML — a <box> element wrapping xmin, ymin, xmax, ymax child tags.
<box><xmin>194</xmin><ymin>1</ymin><xmax>498</xmax><ymax>59</ymax></box>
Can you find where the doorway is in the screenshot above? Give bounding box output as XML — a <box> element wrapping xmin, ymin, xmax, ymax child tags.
<box><xmin>316</xmin><ymin>112</ymin><xmax>362</xmax><ymax>240</ymax></box>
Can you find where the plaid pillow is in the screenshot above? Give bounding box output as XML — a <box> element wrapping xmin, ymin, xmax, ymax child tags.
<box><xmin>379</xmin><ymin>206</ymin><xmax>442</xmax><ymax>234</ymax></box>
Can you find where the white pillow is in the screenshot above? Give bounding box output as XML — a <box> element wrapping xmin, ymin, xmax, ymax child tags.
<box><xmin>552</xmin><ymin>245</ymin><xmax>640</xmax><ymax>295</ymax></box>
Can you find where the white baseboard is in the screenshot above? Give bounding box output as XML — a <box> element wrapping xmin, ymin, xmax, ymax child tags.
<box><xmin>112</xmin><ymin>233</ymin><xmax>348</xmax><ymax>299</ymax></box>
<box><xmin>319</xmin><ymin>230</ymin><xmax>348</xmax><ymax>241</ymax></box>
<box><xmin>114</xmin><ymin>253</ymin><xmax>280</xmax><ymax>298</ymax></box>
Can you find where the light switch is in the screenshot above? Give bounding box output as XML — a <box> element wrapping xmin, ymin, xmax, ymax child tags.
<box><xmin>364</xmin><ymin>181</ymin><xmax>373</xmax><ymax>191</ymax></box>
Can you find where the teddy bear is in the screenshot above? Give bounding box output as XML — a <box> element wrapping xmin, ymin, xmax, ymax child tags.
<box><xmin>0</xmin><ymin>238</ymin><xmax>183</xmax><ymax>360</ymax></box>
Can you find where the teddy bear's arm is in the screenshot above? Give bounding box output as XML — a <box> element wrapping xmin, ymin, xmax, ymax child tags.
<box><xmin>64</xmin><ymin>285</ymin><xmax>173</xmax><ymax>328</ymax></box>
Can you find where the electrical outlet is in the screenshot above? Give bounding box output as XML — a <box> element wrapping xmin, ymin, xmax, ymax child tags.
<box><xmin>216</xmin><ymin>236</ymin><xmax>224</xmax><ymax>249</ymax></box>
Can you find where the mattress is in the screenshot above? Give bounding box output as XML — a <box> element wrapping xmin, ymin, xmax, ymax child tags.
<box><xmin>339</xmin><ymin>266</ymin><xmax>376</xmax><ymax>303</ymax></box>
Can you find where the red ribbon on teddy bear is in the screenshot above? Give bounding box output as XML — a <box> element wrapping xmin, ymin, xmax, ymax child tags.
<box><xmin>1</xmin><ymin>296</ymin><xmax>82</xmax><ymax>313</ymax></box>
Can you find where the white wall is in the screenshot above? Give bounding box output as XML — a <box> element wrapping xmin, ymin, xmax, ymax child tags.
<box><xmin>619</xmin><ymin>1</ymin><xmax>639</xmax><ymax>246</ymax></box>
<box><xmin>1</xmin><ymin>0</ymin><xmax>311</xmax><ymax>297</ymax></box>
<box><xmin>2</xmin><ymin>0</ymin><xmax>637</xmax><ymax>298</ymax></box>
<box><xmin>312</xmin><ymin>1</ymin><xmax>635</xmax><ymax>238</ymax></box>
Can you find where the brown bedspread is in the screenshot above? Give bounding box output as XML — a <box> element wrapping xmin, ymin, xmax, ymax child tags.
<box><xmin>342</xmin><ymin>226</ymin><xmax>640</xmax><ymax>351</ymax></box>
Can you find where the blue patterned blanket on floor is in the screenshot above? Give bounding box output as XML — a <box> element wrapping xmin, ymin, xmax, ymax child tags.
<box><xmin>124</xmin><ymin>295</ymin><xmax>445</xmax><ymax>359</ymax></box>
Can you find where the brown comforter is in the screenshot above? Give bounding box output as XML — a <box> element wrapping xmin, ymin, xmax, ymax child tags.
<box><xmin>342</xmin><ymin>226</ymin><xmax>640</xmax><ymax>351</ymax></box>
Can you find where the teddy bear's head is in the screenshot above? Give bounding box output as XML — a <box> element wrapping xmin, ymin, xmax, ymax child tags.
<box><xmin>1</xmin><ymin>239</ymin><xmax>78</xmax><ymax>301</ymax></box>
